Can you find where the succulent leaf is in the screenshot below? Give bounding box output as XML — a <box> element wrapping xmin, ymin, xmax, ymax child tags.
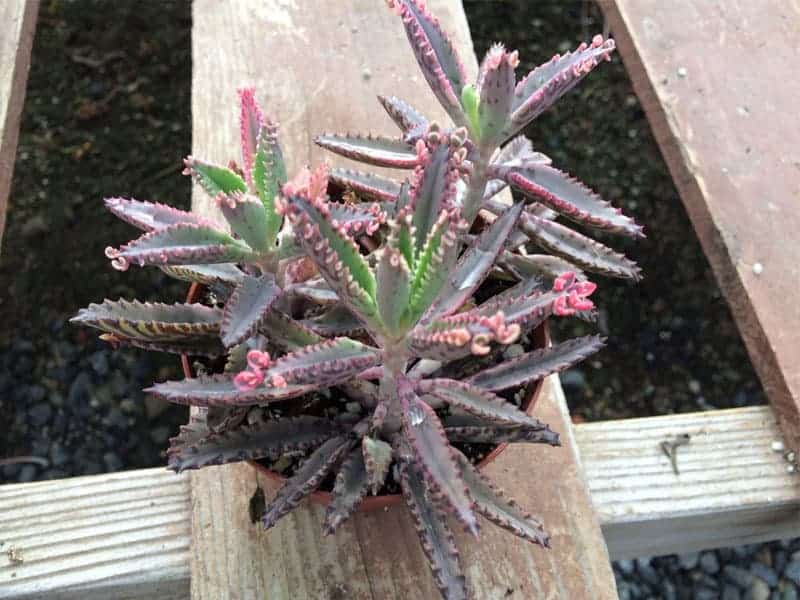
<box><xmin>71</xmin><ymin>299</ymin><xmax>221</xmax><ymax>341</ymax></box>
<box><xmin>262</xmin><ymin>435</ymin><xmax>353</xmax><ymax>530</ymax></box>
<box><xmin>412</xmin><ymin>309</ymin><xmax>520</xmax><ymax>360</ymax></box>
<box><xmin>260</xmin><ymin>310</ymin><xmax>322</xmax><ymax>349</ymax></box>
<box><xmin>315</xmin><ymin>134</ymin><xmax>418</xmax><ymax>169</ymax></box>
<box><xmin>217</xmin><ymin>192</ymin><xmax>274</xmax><ymax>252</ymax></box>
<box><xmin>322</xmin><ymin>446</ymin><xmax>370</xmax><ymax>535</ymax></box>
<box><xmin>444</xmin><ymin>425</ymin><xmax>559</xmax><ymax>446</ymax></box>
<box><xmin>477</xmin><ymin>44</ymin><xmax>517</xmax><ymax>146</ymax></box>
<box><xmin>238</xmin><ymin>87</ymin><xmax>264</xmax><ymax>185</ymax></box>
<box><xmin>287</xmin><ymin>278</ymin><xmax>339</xmax><ymax>306</ymax></box>
<box><xmin>146</xmin><ymin>374</ymin><xmax>318</xmax><ymax>407</ymax></box>
<box><xmin>427</xmin><ymin>202</ymin><xmax>523</xmax><ymax>320</ymax></box>
<box><xmin>493</xmin><ymin>135</ymin><xmax>551</xmax><ymax>167</ymax></box>
<box><xmin>377</xmin><ymin>94</ymin><xmax>429</xmax><ymax>143</ymax></box>
<box><xmin>98</xmin><ymin>333</ymin><xmax>225</xmax><ymax>358</ymax></box>
<box><xmin>399</xmin><ymin>377</ymin><xmax>478</xmax><ymax>536</ymax></box>
<box><xmin>300</xmin><ymin>305</ymin><xmax>363</xmax><ymax>337</ymax></box>
<box><xmin>377</xmin><ymin>247</ymin><xmax>412</xmax><ymax>335</ymax></box>
<box><xmin>468</xmin><ymin>335</ymin><xmax>605</xmax><ymax>391</ymax></box>
<box><xmin>362</xmin><ymin>436</ymin><xmax>393</xmax><ymax>495</ymax></box>
<box><xmin>500</xmin><ymin>252</ymin><xmax>584</xmax><ymax>287</ymax></box>
<box><xmin>160</xmin><ymin>263</ymin><xmax>246</xmax><ymax>286</ymax></box>
<box><xmin>330</xmin><ymin>168</ymin><xmax>402</xmax><ymax>203</ymax></box>
<box><xmin>327</xmin><ymin>201</ymin><xmax>386</xmax><ymax>236</ymax></box>
<box><xmin>498</xmin><ymin>164</ymin><xmax>642</xmax><ymax>237</ymax></box>
<box><xmin>508</xmin><ymin>35</ymin><xmax>615</xmax><ymax>137</ymax></box>
<box><xmin>104</xmin><ymin>223</ymin><xmax>253</xmax><ymax>271</ymax></box>
<box><xmin>390</xmin><ymin>0</ymin><xmax>467</xmax><ymax>125</ymax></box>
<box><xmin>183</xmin><ymin>156</ymin><xmax>248</xmax><ymax>197</ymax></box>
<box><xmin>167</xmin><ymin>416</ymin><xmax>338</xmax><ymax>472</ymax></box>
<box><xmin>398</xmin><ymin>460</ymin><xmax>468</xmax><ymax>600</ymax></box>
<box><xmin>455</xmin><ymin>451</ymin><xmax>549</xmax><ymax>547</ymax></box>
<box><xmin>420</xmin><ymin>379</ymin><xmax>541</xmax><ymax>428</ymax></box>
<box><xmin>104</xmin><ymin>197</ymin><xmax>221</xmax><ymax>233</ymax></box>
<box><xmin>519</xmin><ymin>211</ymin><xmax>641</xmax><ymax>280</ymax></box>
<box><xmin>220</xmin><ymin>274</ymin><xmax>283</xmax><ymax>348</ymax></box>
<box><xmin>252</xmin><ymin>122</ymin><xmax>287</xmax><ymax>245</ymax></box>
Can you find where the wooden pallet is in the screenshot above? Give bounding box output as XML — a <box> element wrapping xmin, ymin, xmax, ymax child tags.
<box><xmin>2</xmin><ymin>0</ymin><xmax>799</xmax><ymax>599</ymax></box>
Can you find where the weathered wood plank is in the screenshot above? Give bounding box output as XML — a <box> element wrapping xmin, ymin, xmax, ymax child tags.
<box><xmin>0</xmin><ymin>468</ymin><xmax>190</xmax><ymax>600</ymax></box>
<box><xmin>576</xmin><ymin>406</ymin><xmax>800</xmax><ymax>559</ymax></box>
<box><xmin>189</xmin><ymin>1</ymin><xmax>615</xmax><ymax>598</ymax></box>
<box><xmin>598</xmin><ymin>0</ymin><xmax>800</xmax><ymax>456</ymax></box>
<box><xmin>2</xmin><ymin>407</ymin><xmax>797</xmax><ymax>599</ymax></box>
<box><xmin>0</xmin><ymin>0</ymin><xmax>38</xmax><ymax>251</ymax></box>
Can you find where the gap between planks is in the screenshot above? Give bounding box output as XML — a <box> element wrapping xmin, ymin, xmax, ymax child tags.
<box><xmin>1</xmin><ymin>405</ymin><xmax>798</xmax><ymax>599</ymax></box>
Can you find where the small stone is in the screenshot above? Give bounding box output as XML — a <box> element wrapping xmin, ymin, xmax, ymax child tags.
<box><xmin>751</xmin><ymin>562</ymin><xmax>779</xmax><ymax>587</ymax></box>
<box><xmin>695</xmin><ymin>586</ymin><xmax>719</xmax><ymax>600</ymax></box>
<box><xmin>725</xmin><ymin>565</ymin><xmax>755</xmax><ymax>588</ymax></box>
<box><xmin>781</xmin><ymin>581</ymin><xmax>799</xmax><ymax>600</ymax></box>
<box><xmin>144</xmin><ymin>396</ymin><xmax>170</xmax><ymax>419</ymax></box>
<box><xmin>345</xmin><ymin>401</ymin><xmax>361</xmax><ymax>414</ymax></box>
<box><xmin>680</xmin><ymin>551</ymin><xmax>701</xmax><ymax>570</ymax></box>
<box><xmin>700</xmin><ymin>551</ymin><xmax>721</xmax><ymax>574</ymax></box>
<box><xmin>49</xmin><ymin>443</ymin><xmax>70</xmax><ymax>467</ymax></box>
<box><xmin>723</xmin><ymin>585</ymin><xmax>743</xmax><ymax>600</ymax></box>
<box><xmin>362</xmin><ymin>68</ymin><xmax>372</xmax><ymax>80</ymax></box>
<box><xmin>102</xmin><ymin>452</ymin><xmax>124</xmax><ymax>472</ymax></box>
<box><xmin>746</xmin><ymin>578</ymin><xmax>771</xmax><ymax>600</ymax></box>
<box><xmin>560</xmin><ymin>369</ymin><xmax>586</xmax><ymax>389</ymax></box>
<box><xmin>615</xmin><ymin>559</ymin><xmax>635</xmax><ymax>576</ymax></box>
<box><xmin>89</xmin><ymin>351</ymin><xmax>110</xmax><ymax>376</ymax></box>
<box><xmin>753</xmin><ymin>262</ymin><xmax>764</xmax><ymax>275</ymax></box>
<box><xmin>677</xmin><ymin>66</ymin><xmax>688</xmax><ymax>78</ymax></box>
<box><xmin>662</xmin><ymin>579</ymin><xmax>678</xmax><ymax>600</ymax></box>
<box><xmin>150</xmin><ymin>426</ymin><xmax>171</xmax><ymax>446</ymax></box>
<box><xmin>17</xmin><ymin>464</ymin><xmax>38</xmax><ymax>483</ymax></box>
<box><xmin>785</xmin><ymin>561</ymin><xmax>800</xmax><ymax>586</ymax></box>
<box><xmin>28</xmin><ymin>403</ymin><xmax>53</xmax><ymax>427</ymax></box>
<box><xmin>688</xmin><ymin>380</ymin><xmax>701</xmax><ymax>394</ymax></box>
<box><xmin>637</xmin><ymin>562</ymin><xmax>660</xmax><ymax>586</ymax></box>
<box><xmin>772</xmin><ymin>440</ymin><xmax>786</xmax><ymax>452</ymax></box>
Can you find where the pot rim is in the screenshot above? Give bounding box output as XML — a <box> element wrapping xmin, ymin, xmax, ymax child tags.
<box><xmin>182</xmin><ymin>281</ymin><xmax>550</xmax><ymax>512</ymax></box>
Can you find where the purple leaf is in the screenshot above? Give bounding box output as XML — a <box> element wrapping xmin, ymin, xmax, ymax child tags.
<box><xmin>167</xmin><ymin>416</ymin><xmax>338</xmax><ymax>473</ymax></box>
<box><xmin>322</xmin><ymin>446</ymin><xmax>370</xmax><ymax>535</ymax></box>
<box><xmin>262</xmin><ymin>435</ymin><xmax>353</xmax><ymax>530</ymax></box>
<box><xmin>286</xmin><ymin>278</ymin><xmax>339</xmax><ymax>306</ymax></box>
<box><xmin>399</xmin><ymin>377</ymin><xmax>478</xmax><ymax>536</ymax></box>
<box><xmin>467</xmin><ymin>335</ymin><xmax>605</xmax><ymax>391</ymax></box>
<box><xmin>419</xmin><ymin>378</ymin><xmax>541</xmax><ymax>428</ymax></box>
<box><xmin>498</xmin><ymin>164</ymin><xmax>643</xmax><ymax>237</ymax></box>
<box><xmin>98</xmin><ymin>333</ymin><xmax>225</xmax><ymax>358</ymax></box>
<box><xmin>252</xmin><ymin>121</ymin><xmax>286</xmax><ymax>246</ymax></box>
<box><xmin>390</xmin><ymin>0</ymin><xmax>468</xmax><ymax>125</ymax></box>
<box><xmin>444</xmin><ymin>425</ymin><xmax>559</xmax><ymax>446</ymax></box>
<box><xmin>220</xmin><ymin>274</ymin><xmax>283</xmax><ymax>348</ymax></box>
<box><xmin>509</xmin><ymin>35</ymin><xmax>615</xmax><ymax>136</ymax></box>
<box><xmin>146</xmin><ymin>374</ymin><xmax>318</xmax><ymax>407</ymax></box>
<box><xmin>411</xmin><ymin>309</ymin><xmax>520</xmax><ymax>361</ymax></box>
<box><xmin>260</xmin><ymin>310</ymin><xmax>322</xmax><ymax>350</ymax></box>
<box><xmin>299</xmin><ymin>305</ymin><xmax>363</xmax><ymax>337</ymax></box>
<box><xmin>426</xmin><ymin>201</ymin><xmax>523</xmax><ymax>320</ymax></box>
<box><xmin>104</xmin><ymin>223</ymin><xmax>253</xmax><ymax>272</ymax></box>
<box><xmin>330</xmin><ymin>168</ymin><xmax>402</xmax><ymax>203</ymax></box>
<box><xmin>362</xmin><ymin>436</ymin><xmax>393</xmax><ymax>495</ymax></box>
<box><xmin>493</xmin><ymin>135</ymin><xmax>551</xmax><ymax>167</ymax></box>
<box><xmin>376</xmin><ymin>246</ymin><xmax>412</xmax><ymax>334</ymax></box>
<box><xmin>160</xmin><ymin>263</ymin><xmax>245</xmax><ymax>286</ymax></box>
<box><xmin>104</xmin><ymin>197</ymin><xmax>222</xmax><ymax>232</ymax></box>
<box><xmin>455</xmin><ymin>451</ymin><xmax>549</xmax><ymax>547</ymax></box>
<box><xmin>500</xmin><ymin>253</ymin><xmax>584</xmax><ymax>287</ymax></box>
<box><xmin>238</xmin><ymin>87</ymin><xmax>264</xmax><ymax>186</ymax></box>
<box><xmin>315</xmin><ymin>133</ymin><xmax>418</xmax><ymax>169</ymax></box>
<box><xmin>398</xmin><ymin>460</ymin><xmax>467</xmax><ymax>600</ymax></box>
<box><xmin>377</xmin><ymin>94</ymin><xmax>429</xmax><ymax>143</ymax></box>
<box><xmin>519</xmin><ymin>211</ymin><xmax>641</xmax><ymax>280</ymax></box>
<box><xmin>327</xmin><ymin>201</ymin><xmax>387</xmax><ymax>237</ymax></box>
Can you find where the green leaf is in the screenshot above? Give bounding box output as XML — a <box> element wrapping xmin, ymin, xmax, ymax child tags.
<box><xmin>218</xmin><ymin>193</ymin><xmax>274</xmax><ymax>253</ymax></box>
<box><xmin>252</xmin><ymin>128</ymin><xmax>286</xmax><ymax>246</ymax></box>
<box><xmin>376</xmin><ymin>247</ymin><xmax>412</xmax><ymax>335</ymax></box>
<box><xmin>461</xmin><ymin>83</ymin><xmax>481</xmax><ymax>141</ymax></box>
<box><xmin>185</xmin><ymin>157</ymin><xmax>247</xmax><ymax>197</ymax></box>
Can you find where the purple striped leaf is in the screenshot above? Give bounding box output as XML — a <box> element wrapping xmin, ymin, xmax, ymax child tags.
<box><xmin>493</xmin><ymin>135</ymin><xmax>551</xmax><ymax>167</ymax></box>
<box><xmin>218</xmin><ymin>193</ymin><xmax>274</xmax><ymax>252</ymax></box>
<box><xmin>377</xmin><ymin>94</ymin><xmax>429</xmax><ymax>143</ymax></box>
<box><xmin>167</xmin><ymin>416</ymin><xmax>338</xmax><ymax>473</ymax></box>
<box><xmin>399</xmin><ymin>377</ymin><xmax>478</xmax><ymax>536</ymax></box>
<box><xmin>252</xmin><ymin>121</ymin><xmax>286</xmax><ymax>245</ymax></box>
<box><xmin>322</xmin><ymin>446</ymin><xmax>370</xmax><ymax>535</ymax></box>
<box><xmin>104</xmin><ymin>197</ymin><xmax>221</xmax><ymax>232</ymax></box>
<box><xmin>500</xmin><ymin>252</ymin><xmax>584</xmax><ymax>286</ymax></box>
<box><xmin>520</xmin><ymin>211</ymin><xmax>641</xmax><ymax>280</ymax></box>
<box><xmin>377</xmin><ymin>246</ymin><xmax>412</xmax><ymax>334</ymax></box>
<box><xmin>328</xmin><ymin>201</ymin><xmax>386</xmax><ymax>237</ymax></box>
<box><xmin>104</xmin><ymin>223</ymin><xmax>253</xmax><ymax>272</ymax></box>
<box><xmin>390</xmin><ymin>0</ymin><xmax>467</xmax><ymax>126</ymax></box>
<box><xmin>262</xmin><ymin>435</ymin><xmax>353</xmax><ymax>530</ymax></box>
<box><xmin>98</xmin><ymin>333</ymin><xmax>224</xmax><ymax>358</ymax></box>
<box><xmin>260</xmin><ymin>310</ymin><xmax>322</xmax><ymax>350</ymax></box>
<box><xmin>455</xmin><ymin>451</ymin><xmax>549</xmax><ymax>547</ymax></box>
<box><xmin>398</xmin><ymin>460</ymin><xmax>467</xmax><ymax>600</ymax></box>
<box><xmin>238</xmin><ymin>87</ymin><xmax>264</xmax><ymax>186</ymax></box>
<box><xmin>160</xmin><ymin>263</ymin><xmax>245</xmax><ymax>286</ymax></box>
<box><xmin>477</xmin><ymin>44</ymin><xmax>517</xmax><ymax>145</ymax></box>
<box><xmin>467</xmin><ymin>335</ymin><xmax>605</xmax><ymax>391</ymax></box>
<box><xmin>330</xmin><ymin>168</ymin><xmax>402</xmax><ymax>203</ymax></box>
<box><xmin>146</xmin><ymin>374</ymin><xmax>318</xmax><ymax>407</ymax></box>
<box><xmin>444</xmin><ymin>425</ymin><xmax>559</xmax><ymax>446</ymax></box>
<box><xmin>300</xmin><ymin>305</ymin><xmax>363</xmax><ymax>337</ymax></box>
<box><xmin>315</xmin><ymin>133</ymin><xmax>418</xmax><ymax>169</ymax></box>
<box><xmin>419</xmin><ymin>379</ymin><xmax>541</xmax><ymax>428</ymax></box>
<box><xmin>220</xmin><ymin>274</ymin><xmax>282</xmax><ymax>348</ymax></box>
<box><xmin>411</xmin><ymin>308</ymin><xmax>520</xmax><ymax>361</ymax></box>
<box><xmin>508</xmin><ymin>35</ymin><xmax>615</xmax><ymax>137</ymax></box>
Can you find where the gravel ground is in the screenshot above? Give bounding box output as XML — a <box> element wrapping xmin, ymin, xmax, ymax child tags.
<box><xmin>1</xmin><ymin>1</ymin><xmax>795</xmax><ymax>597</ymax></box>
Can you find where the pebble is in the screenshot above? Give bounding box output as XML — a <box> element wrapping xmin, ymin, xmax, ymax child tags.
<box><xmin>701</xmin><ymin>551</ymin><xmax>721</xmax><ymax>574</ymax></box>
<box><xmin>746</xmin><ymin>578</ymin><xmax>771</xmax><ymax>600</ymax></box>
<box><xmin>782</xmin><ymin>582</ymin><xmax>799</xmax><ymax>600</ymax></box>
<box><xmin>680</xmin><ymin>551</ymin><xmax>700</xmax><ymax>570</ymax></box>
<box><xmin>723</xmin><ymin>584</ymin><xmax>743</xmax><ymax>600</ymax></box>
<box><xmin>751</xmin><ymin>562</ymin><xmax>779</xmax><ymax>587</ymax></box>
<box><xmin>726</xmin><ymin>565</ymin><xmax>755</xmax><ymax>588</ymax></box>
<box><xmin>28</xmin><ymin>403</ymin><xmax>53</xmax><ymax>426</ymax></box>
<box><xmin>786</xmin><ymin>562</ymin><xmax>800</xmax><ymax>586</ymax></box>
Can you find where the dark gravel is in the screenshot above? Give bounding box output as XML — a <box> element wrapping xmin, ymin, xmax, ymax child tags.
<box><xmin>1</xmin><ymin>1</ymin><xmax>795</xmax><ymax>598</ymax></box>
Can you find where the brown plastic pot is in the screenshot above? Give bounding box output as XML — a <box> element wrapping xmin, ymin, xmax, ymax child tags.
<box><xmin>182</xmin><ymin>282</ymin><xmax>549</xmax><ymax>512</ymax></box>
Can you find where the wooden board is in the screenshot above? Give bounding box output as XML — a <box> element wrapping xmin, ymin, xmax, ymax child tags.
<box><xmin>0</xmin><ymin>0</ymin><xmax>38</xmax><ymax>251</ymax></box>
<box><xmin>189</xmin><ymin>1</ymin><xmax>615</xmax><ymax>598</ymax></box>
<box><xmin>3</xmin><ymin>406</ymin><xmax>797</xmax><ymax>599</ymax></box>
<box><xmin>598</xmin><ymin>0</ymin><xmax>800</xmax><ymax>455</ymax></box>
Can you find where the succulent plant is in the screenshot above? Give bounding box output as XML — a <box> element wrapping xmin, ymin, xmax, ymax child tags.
<box><xmin>72</xmin><ymin>2</ymin><xmax>640</xmax><ymax>599</ymax></box>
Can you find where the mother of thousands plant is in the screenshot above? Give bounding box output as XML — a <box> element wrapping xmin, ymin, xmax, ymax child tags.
<box><xmin>73</xmin><ymin>2</ymin><xmax>641</xmax><ymax>598</ymax></box>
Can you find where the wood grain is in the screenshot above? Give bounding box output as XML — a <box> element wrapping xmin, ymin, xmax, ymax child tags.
<box><xmin>2</xmin><ymin>406</ymin><xmax>797</xmax><ymax>599</ymax></box>
<box><xmin>189</xmin><ymin>1</ymin><xmax>615</xmax><ymax>598</ymax></box>
<box><xmin>598</xmin><ymin>0</ymin><xmax>800</xmax><ymax>455</ymax></box>
<box><xmin>0</xmin><ymin>0</ymin><xmax>38</xmax><ymax>251</ymax></box>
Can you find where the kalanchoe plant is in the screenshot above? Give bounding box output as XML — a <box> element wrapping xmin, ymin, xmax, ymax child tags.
<box><xmin>73</xmin><ymin>2</ymin><xmax>638</xmax><ymax>599</ymax></box>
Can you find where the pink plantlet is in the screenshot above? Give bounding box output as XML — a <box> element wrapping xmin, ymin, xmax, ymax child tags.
<box><xmin>234</xmin><ymin>369</ymin><xmax>264</xmax><ymax>392</ymax></box>
<box><xmin>246</xmin><ymin>350</ymin><xmax>272</xmax><ymax>371</ymax></box>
